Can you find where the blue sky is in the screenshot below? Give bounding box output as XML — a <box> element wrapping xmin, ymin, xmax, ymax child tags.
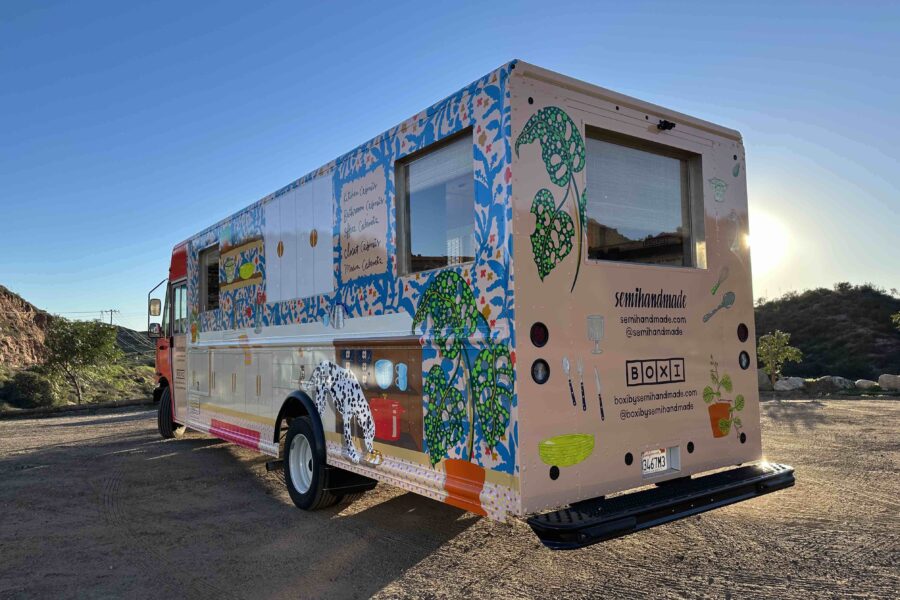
<box><xmin>2</xmin><ymin>0</ymin><xmax>897</xmax><ymax>330</ymax></box>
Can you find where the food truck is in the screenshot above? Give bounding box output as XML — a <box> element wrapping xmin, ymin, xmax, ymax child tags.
<box><xmin>147</xmin><ymin>60</ymin><xmax>794</xmax><ymax>549</ymax></box>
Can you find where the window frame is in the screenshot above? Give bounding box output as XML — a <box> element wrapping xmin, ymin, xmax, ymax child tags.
<box><xmin>395</xmin><ymin>128</ymin><xmax>476</xmax><ymax>277</ymax></box>
<box><xmin>171</xmin><ymin>281</ymin><xmax>188</xmax><ymax>335</ymax></box>
<box><xmin>198</xmin><ymin>245</ymin><xmax>220</xmax><ymax>312</ymax></box>
<box><xmin>583</xmin><ymin>125</ymin><xmax>706</xmax><ymax>270</ymax></box>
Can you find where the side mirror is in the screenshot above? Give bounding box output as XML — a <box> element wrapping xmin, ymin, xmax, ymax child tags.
<box><xmin>149</xmin><ymin>298</ymin><xmax>162</xmax><ymax>317</ymax></box>
<box><xmin>148</xmin><ymin>322</ymin><xmax>163</xmax><ymax>339</ymax></box>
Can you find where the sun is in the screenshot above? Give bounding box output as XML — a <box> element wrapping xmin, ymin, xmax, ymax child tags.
<box><xmin>748</xmin><ymin>211</ymin><xmax>789</xmax><ymax>276</ymax></box>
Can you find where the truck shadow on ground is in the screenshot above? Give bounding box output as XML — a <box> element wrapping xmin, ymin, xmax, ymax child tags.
<box><xmin>140</xmin><ymin>433</ymin><xmax>479</xmax><ymax>599</ymax></box>
<box><xmin>762</xmin><ymin>400</ymin><xmax>828</xmax><ymax>432</ymax></box>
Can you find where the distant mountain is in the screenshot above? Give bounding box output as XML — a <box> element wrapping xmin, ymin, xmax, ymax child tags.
<box><xmin>115</xmin><ymin>326</ymin><xmax>155</xmax><ymax>356</ymax></box>
<box><xmin>755</xmin><ymin>283</ymin><xmax>900</xmax><ymax>380</ymax></box>
<box><xmin>0</xmin><ymin>285</ymin><xmax>153</xmax><ymax>368</ymax></box>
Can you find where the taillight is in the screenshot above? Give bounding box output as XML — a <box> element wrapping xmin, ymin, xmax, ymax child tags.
<box><xmin>530</xmin><ymin>322</ymin><xmax>549</xmax><ymax>347</ymax></box>
<box><xmin>531</xmin><ymin>359</ymin><xmax>550</xmax><ymax>384</ymax></box>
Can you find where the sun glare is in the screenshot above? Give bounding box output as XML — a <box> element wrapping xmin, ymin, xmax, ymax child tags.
<box><xmin>748</xmin><ymin>211</ymin><xmax>789</xmax><ymax>275</ymax></box>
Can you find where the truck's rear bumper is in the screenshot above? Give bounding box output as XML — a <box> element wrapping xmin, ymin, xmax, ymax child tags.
<box><xmin>527</xmin><ymin>462</ymin><xmax>794</xmax><ymax>550</ymax></box>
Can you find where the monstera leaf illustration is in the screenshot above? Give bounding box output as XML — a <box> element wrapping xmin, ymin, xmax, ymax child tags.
<box><xmin>515</xmin><ymin>106</ymin><xmax>585</xmax><ymax>187</ymax></box>
<box><xmin>413</xmin><ymin>270</ymin><xmax>487</xmax><ymax>359</ymax></box>
<box><xmin>515</xmin><ymin>106</ymin><xmax>587</xmax><ymax>290</ymax></box>
<box><xmin>423</xmin><ymin>365</ymin><xmax>467</xmax><ymax>466</ymax></box>
<box><xmin>530</xmin><ymin>189</ymin><xmax>574</xmax><ymax>280</ymax></box>
<box><xmin>471</xmin><ymin>343</ymin><xmax>514</xmax><ymax>451</ymax></box>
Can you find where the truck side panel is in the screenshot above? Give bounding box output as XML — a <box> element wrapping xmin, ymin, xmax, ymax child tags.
<box><xmin>180</xmin><ymin>62</ymin><xmax>523</xmax><ymax>520</ymax></box>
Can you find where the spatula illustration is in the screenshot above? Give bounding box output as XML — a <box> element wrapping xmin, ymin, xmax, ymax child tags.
<box><xmin>703</xmin><ymin>291</ymin><xmax>736</xmax><ymax>323</ymax></box>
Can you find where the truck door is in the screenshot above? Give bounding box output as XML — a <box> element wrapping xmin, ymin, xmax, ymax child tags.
<box><xmin>170</xmin><ymin>280</ymin><xmax>189</xmax><ymax>423</ymax></box>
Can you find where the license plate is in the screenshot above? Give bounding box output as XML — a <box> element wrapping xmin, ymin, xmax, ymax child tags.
<box><xmin>641</xmin><ymin>448</ymin><xmax>668</xmax><ymax>476</ymax></box>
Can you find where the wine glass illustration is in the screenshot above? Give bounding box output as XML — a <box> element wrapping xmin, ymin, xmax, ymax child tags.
<box><xmin>587</xmin><ymin>315</ymin><xmax>605</xmax><ymax>354</ymax></box>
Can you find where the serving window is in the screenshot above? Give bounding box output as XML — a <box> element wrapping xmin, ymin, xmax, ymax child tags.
<box><xmin>396</xmin><ymin>131</ymin><xmax>475</xmax><ymax>275</ymax></box>
<box><xmin>584</xmin><ymin>128</ymin><xmax>705</xmax><ymax>268</ymax></box>
<box><xmin>199</xmin><ymin>246</ymin><xmax>220</xmax><ymax>311</ymax></box>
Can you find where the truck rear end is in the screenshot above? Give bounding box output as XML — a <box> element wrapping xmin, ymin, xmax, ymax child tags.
<box><xmin>509</xmin><ymin>62</ymin><xmax>793</xmax><ymax>548</ymax></box>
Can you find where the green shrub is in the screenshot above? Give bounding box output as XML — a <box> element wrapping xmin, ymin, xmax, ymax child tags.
<box><xmin>4</xmin><ymin>369</ymin><xmax>61</xmax><ymax>408</ymax></box>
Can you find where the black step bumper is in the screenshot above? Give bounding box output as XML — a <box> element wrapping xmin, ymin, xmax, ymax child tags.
<box><xmin>527</xmin><ymin>462</ymin><xmax>794</xmax><ymax>550</ymax></box>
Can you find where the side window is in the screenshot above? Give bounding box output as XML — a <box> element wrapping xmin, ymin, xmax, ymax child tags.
<box><xmin>584</xmin><ymin>129</ymin><xmax>705</xmax><ymax>268</ymax></box>
<box><xmin>397</xmin><ymin>131</ymin><xmax>475</xmax><ymax>274</ymax></box>
<box><xmin>172</xmin><ymin>284</ymin><xmax>188</xmax><ymax>334</ymax></box>
<box><xmin>199</xmin><ymin>246</ymin><xmax>220</xmax><ymax>311</ymax></box>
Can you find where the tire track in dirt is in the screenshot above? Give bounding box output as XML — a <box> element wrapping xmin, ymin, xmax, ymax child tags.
<box><xmin>96</xmin><ymin>459</ymin><xmax>239</xmax><ymax>599</ymax></box>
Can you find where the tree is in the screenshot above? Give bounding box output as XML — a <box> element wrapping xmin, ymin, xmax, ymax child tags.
<box><xmin>892</xmin><ymin>312</ymin><xmax>900</xmax><ymax>331</ymax></box>
<box><xmin>757</xmin><ymin>330</ymin><xmax>803</xmax><ymax>387</ymax></box>
<box><xmin>44</xmin><ymin>318</ymin><xmax>121</xmax><ymax>404</ymax></box>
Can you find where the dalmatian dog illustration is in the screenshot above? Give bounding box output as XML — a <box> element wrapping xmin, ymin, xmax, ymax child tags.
<box><xmin>308</xmin><ymin>360</ymin><xmax>382</xmax><ymax>466</ymax></box>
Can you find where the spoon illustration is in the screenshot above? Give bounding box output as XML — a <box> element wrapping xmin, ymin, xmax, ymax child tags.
<box><xmin>703</xmin><ymin>291</ymin><xmax>736</xmax><ymax>323</ymax></box>
<box><xmin>562</xmin><ymin>356</ymin><xmax>577</xmax><ymax>406</ymax></box>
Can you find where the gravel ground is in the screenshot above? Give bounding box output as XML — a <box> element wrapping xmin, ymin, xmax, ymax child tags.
<box><xmin>0</xmin><ymin>399</ymin><xmax>897</xmax><ymax>599</ymax></box>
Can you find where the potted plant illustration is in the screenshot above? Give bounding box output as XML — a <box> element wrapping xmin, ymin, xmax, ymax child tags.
<box><xmin>703</xmin><ymin>355</ymin><xmax>745</xmax><ymax>438</ymax></box>
<box><xmin>413</xmin><ymin>271</ymin><xmax>514</xmax><ymax>515</ymax></box>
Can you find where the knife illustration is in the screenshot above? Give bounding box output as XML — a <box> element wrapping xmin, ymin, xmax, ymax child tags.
<box><xmin>594</xmin><ymin>366</ymin><xmax>605</xmax><ymax>421</ymax></box>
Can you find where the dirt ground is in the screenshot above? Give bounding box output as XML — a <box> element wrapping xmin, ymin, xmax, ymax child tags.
<box><xmin>0</xmin><ymin>400</ymin><xmax>897</xmax><ymax>599</ymax></box>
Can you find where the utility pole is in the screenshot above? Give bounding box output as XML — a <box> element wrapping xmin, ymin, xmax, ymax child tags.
<box><xmin>101</xmin><ymin>309</ymin><xmax>120</xmax><ymax>325</ymax></box>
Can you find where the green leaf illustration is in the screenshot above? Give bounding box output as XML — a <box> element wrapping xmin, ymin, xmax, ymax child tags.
<box><xmin>471</xmin><ymin>343</ymin><xmax>514</xmax><ymax>451</ymax></box>
<box><xmin>515</xmin><ymin>106</ymin><xmax>585</xmax><ymax>187</ymax></box>
<box><xmin>422</xmin><ymin>365</ymin><xmax>466</xmax><ymax>467</ymax></box>
<box><xmin>703</xmin><ymin>385</ymin><xmax>716</xmax><ymax>404</ymax></box>
<box><xmin>718</xmin><ymin>417</ymin><xmax>732</xmax><ymax>437</ymax></box>
<box><xmin>733</xmin><ymin>417</ymin><xmax>743</xmax><ymax>428</ymax></box>
<box><xmin>413</xmin><ymin>270</ymin><xmax>486</xmax><ymax>359</ymax></box>
<box><xmin>720</xmin><ymin>374</ymin><xmax>733</xmax><ymax>393</ymax></box>
<box><xmin>530</xmin><ymin>189</ymin><xmax>574</xmax><ymax>280</ymax></box>
<box><xmin>734</xmin><ymin>394</ymin><xmax>745</xmax><ymax>411</ymax></box>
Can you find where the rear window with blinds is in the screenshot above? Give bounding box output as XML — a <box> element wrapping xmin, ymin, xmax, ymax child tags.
<box><xmin>398</xmin><ymin>133</ymin><xmax>474</xmax><ymax>274</ymax></box>
<box><xmin>584</xmin><ymin>131</ymin><xmax>703</xmax><ymax>267</ymax></box>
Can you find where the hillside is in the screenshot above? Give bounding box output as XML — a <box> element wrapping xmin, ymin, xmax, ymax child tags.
<box><xmin>0</xmin><ymin>285</ymin><xmax>153</xmax><ymax>368</ymax></box>
<box><xmin>755</xmin><ymin>283</ymin><xmax>900</xmax><ymax>380</ymax></box>
<box><xmin>0</xmin><ymin>285</ymin><xmax>52</xmax><ymax>367</ymax></box>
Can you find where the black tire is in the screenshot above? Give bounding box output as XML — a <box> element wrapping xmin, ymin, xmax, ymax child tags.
<box><xmin>152</xmin><ymin>386</ymin><xmax>163</xmax><ymax>404</ymax></box>
<box><xmin>283</xmin><ymin>416</ymin><xmax>338</xmax><ymax>510</ymax></box>
<box><xmin>157</xmin><ymin>387</ymin><xmax>185</xmax><ymax>439</ymax></box>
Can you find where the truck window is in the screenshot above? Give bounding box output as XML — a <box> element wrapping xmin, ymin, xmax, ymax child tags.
<box><xmin>199</xmin><ymin>246</ymin><xmax>220</xmax><ymax>311</ymax></box>
<box><xmin>398</xmin><ymin>132</ymin><xmax>475</xmax><ymax>274</ymax></box>
<box><xmin>172</xmin><ymin>283</ymin><xmax>187</xmax><ymax>334</ymax></box>
<box><xmin>584</xmin><ymin>130</ymin><xmax>704</xmax><ymax>267</ymax></box>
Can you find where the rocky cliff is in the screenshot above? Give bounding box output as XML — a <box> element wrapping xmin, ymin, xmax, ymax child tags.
<box><xmin>0</xmin><ymin>286</ymin><xmax>52</xmax><ymax>367</ymax></box>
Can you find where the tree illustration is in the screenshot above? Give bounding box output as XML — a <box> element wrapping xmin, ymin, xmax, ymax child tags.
<box><xmin>413</xmin><ymin>271</ymin><xmax>513</xmax><ymax>466</ymax></box>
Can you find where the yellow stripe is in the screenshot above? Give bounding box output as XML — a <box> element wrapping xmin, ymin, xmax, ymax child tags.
<box><xmin>199</xmin><ymin>403</ymin><xmax>275</xmax><ymax>426</ymax></box>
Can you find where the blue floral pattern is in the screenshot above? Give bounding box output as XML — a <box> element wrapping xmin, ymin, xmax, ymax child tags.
<box><xmin>185</xmin><ymin>62</ymin><xmax>517</xmax><ymax>475</ymax></box>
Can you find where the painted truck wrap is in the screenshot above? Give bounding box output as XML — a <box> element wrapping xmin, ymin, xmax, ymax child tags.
<box><xmin>152</xmin><ymin>60</ymin><xmax>792</xmax><ymax>545</ymax></box>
